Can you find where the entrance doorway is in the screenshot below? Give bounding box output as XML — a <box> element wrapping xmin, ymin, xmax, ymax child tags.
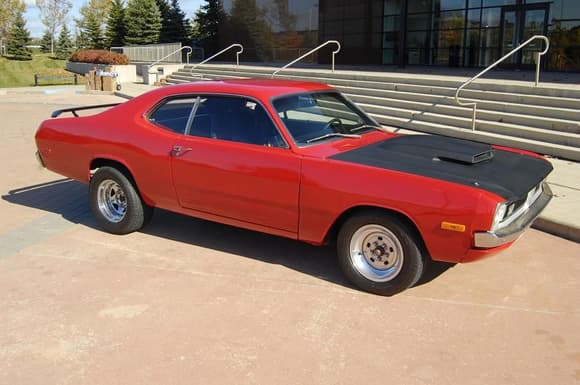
<box><xmin>500</xmin><ymin>4</ymin><xmax>549</xmax><ymax>68</ymax></box>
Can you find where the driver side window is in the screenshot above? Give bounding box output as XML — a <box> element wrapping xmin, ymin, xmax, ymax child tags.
<box><xmin>189</xmin><ymin>96</ymin><xmax>287</xmax><ymax>148</ymax></box>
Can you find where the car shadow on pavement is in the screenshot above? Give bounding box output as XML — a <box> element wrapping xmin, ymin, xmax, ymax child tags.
<box><xmin>3</xmin><ymin>178</ymin><xmax>95</xmax><ymax>226</ymax></box>
<box><xmin>3</xmin><ymin>178</ymin><xmax>452</xmax><ymax>292</ymax></box>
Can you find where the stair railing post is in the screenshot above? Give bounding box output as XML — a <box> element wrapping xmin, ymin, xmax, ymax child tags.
<box><xmin>455</xmin><ymin>35</ymin><xmax>549</xmax><ymax>132</ymax></box>
<box><xmin>535</xmin><ymin>51</ymin><xmax>541</xmax><ymax>87</ymax></box>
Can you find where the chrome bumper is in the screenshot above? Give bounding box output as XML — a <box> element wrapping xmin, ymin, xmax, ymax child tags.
<box><xmin>474</xmin><ymin>183</ymin><xmax>553</xmax><ymax>248</ymax></box>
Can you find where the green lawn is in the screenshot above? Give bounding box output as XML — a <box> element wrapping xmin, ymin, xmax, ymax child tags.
<box><xmin>0</xmin><ymin>53</ymin><xmax>73</xmax><ymax>88</ymax></box>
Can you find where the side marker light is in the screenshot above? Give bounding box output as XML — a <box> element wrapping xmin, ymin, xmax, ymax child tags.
<box><xmin>441</xmin><ymin>221</ymin><xmax>466</xmax><ymax>232</ymax></box>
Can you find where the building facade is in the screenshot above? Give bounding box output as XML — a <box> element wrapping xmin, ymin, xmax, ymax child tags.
<box><xmin>218</xmin><ymin>0</ymin><xmax>580</xmax><ymax>71</ymax></box>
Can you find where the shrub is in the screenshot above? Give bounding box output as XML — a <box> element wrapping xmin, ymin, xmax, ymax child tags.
<box><xmin>69</xmin><ymin>49</ymin><xmax>129</xmax><ymax>65</ymax></box>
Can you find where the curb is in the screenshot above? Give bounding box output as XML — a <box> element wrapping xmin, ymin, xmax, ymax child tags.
<box><xmin>532</xmin><ymin>217</ymin><xmax>580</xmax><ymax>244</ymax></box>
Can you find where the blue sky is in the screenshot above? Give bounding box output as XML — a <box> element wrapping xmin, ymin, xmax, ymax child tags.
<box><xmin>24</xmin><ymin>0</ymin><xmax>204</xmax><ymax>38</ymax></box>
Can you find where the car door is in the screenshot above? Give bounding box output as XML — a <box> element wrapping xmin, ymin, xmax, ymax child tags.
<box><xmin>170</xmin><ymin>95</ymin><xmax>301</xmax><ymax>234</ymax></box>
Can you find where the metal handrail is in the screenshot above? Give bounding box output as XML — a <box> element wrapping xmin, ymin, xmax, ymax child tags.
<box><xmin>271</xmin><ymin>40</ymin><xmax>341</xmax><ymax>78</ymax></box>
<box><xmin>455</xmin><ymin>35</ymin><xmax>549</xmax><ymax>131</ymax></box>
<box><xmin>190</xmin><ymin>44</ymin><xmax>244</xmax><ymax>70</ymax></box>
<box><xmin>147</xmin><ymin>46</ymin><xmax>193</xmax><ymax>70</ymax></box>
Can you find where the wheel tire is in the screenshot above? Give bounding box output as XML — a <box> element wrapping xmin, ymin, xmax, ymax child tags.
<box><xmin>337</xmin><ymin>212</ymin><xmax>425</xmax><ymax>296</ymax></box>
<box><xmin>89</xmin><ymin>166</ymin><xmax>153</xmax><ymax>234</ymax></box>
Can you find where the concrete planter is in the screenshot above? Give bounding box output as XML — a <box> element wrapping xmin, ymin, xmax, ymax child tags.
<box><xmin>66</xmin><ymin>62</ymin><xmax>137</xmax><ymax>84</ymax></box>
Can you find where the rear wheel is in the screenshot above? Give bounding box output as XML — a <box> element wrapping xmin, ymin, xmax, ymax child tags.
<box><xmin>89</xmin><ymin>167</ymin><xmax>152</xmax><ymax>234</ymax></box>
<box><xmin>337</xmin><ymin>212</ymin><xmax>425</xmax><ymax>296</ymax></box>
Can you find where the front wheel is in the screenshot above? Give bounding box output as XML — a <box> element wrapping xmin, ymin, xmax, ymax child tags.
<box><xmin>89</xmin><ymin>167</ymin><xmax>152</xmax><ymax>234</ymax></box>
<box><xmin>337</xmin><ymin>212</ymin><xmax>425</xmax><ymax>296</ymax></box>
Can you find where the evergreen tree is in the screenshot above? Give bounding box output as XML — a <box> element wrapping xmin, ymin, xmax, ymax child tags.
<box><xmin>6</xmin><ymin>10</ymin><xmax>31</xmax><ymax>60</ymax></box>
<box><xmin>156</xmin><ymin>0</ymin><xmax>171</xmax><ymax>43</ymax></box>
<box><xmin>167</xmin><ymin>0</ymin><xmax>189</xmax><ymax>44</ymax></box>
<box><xmin>230</xmin><ymin>0</ymin><xmax>273</xmax><ymax>61</ymax></box>
<box><xmin>125</xmin><ymin>0</ymin><xmax>162</xmax><ymax>45</ymax></box>
<box><xmin>158</xmin><ymin>0</ymin><xmax>189</xmax><ymax>44</ymax></box>
<box><xmin>193</xmin><ymin>0</ymin><xmax>225</xmax><ymax>54</ymax></box>
<box><xmin>74</xmin><ymin>21</ymin><xmax>89</xmax><ymax>49</ymax></box>
<box><xmin>55</xmin><ymin>23</ymin><xmax>74</xmax><ymax>59</ymax></box>
<box><xmin>85</xmin><ymin>11</ymin><xmax>104</xmax><ymax>48</ymax></box>
<box><xmin>40</xmin><ymin>30</ymin><xmax>52</xmax><ymax>53</ymax></box>
<box><xmin>105</xmin><ymin>0</ymin><xmax>126</xmax><ymax>47</ymax></box>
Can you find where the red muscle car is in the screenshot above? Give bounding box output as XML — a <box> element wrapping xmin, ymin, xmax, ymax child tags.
<box><xmin>35</xmin><ymin>79</ymin><xmax>553</xmax><ymax>295</ymax></box>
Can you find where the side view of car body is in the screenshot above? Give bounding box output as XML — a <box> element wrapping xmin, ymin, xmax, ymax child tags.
<box><xmin>35</xmin><ymin>79</ymin><xmax>553</xmax><ymax>295</ymax></box>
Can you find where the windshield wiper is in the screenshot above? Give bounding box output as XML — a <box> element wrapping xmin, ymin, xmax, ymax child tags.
<box><xmin>305</xmin><ymin>132</ymin><xmax>361</xmax><ymax>144</ymax></box>
<box><xmin>350</xmin><ymin>124</ymin><xmax>391</xmax><ymax>133</ymax></box>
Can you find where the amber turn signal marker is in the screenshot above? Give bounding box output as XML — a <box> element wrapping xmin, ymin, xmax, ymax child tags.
<box><xmin>441</xmin><ymin>221</ymin><xmax>466</xmax><ymax>232</ymax></box>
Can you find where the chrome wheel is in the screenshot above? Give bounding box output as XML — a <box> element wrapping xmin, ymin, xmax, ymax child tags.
<box><xmin>97</xmin><ymin>179</ymin><xmax>127</xmax><ymax>223</ymax></box>
<box><xmin>349</xmin><ymin>224</ymin><xmax>404</xmax><ymax>282</ymax></box>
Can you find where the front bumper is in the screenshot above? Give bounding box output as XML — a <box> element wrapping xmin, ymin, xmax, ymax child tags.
<box><xmin>474</xmin><ymin>182</ymin><xmax>553</xmax><ymax>248</ymax></box>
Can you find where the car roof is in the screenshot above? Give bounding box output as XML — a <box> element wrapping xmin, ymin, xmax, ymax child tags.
<box><xmin>143</xmin><ymin>78</ymin><xmax>336</xmax><ymax>101</ymax></box>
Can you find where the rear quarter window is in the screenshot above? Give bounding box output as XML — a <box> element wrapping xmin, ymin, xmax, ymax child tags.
<box><xmin>148</xmin><ymin>97</ymin><xmax>196</xmax><ymax>134</ymax></box>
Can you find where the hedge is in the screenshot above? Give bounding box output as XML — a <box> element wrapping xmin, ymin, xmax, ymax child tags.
<box><xmin>69</xmin><ymin>50</ymin><xmax>129</xmax><ymax>65</ymax></box>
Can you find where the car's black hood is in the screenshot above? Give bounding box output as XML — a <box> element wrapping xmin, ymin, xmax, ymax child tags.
<box><xmin>329</xmin><ymin>135</ymin><xmax>553</xmax><ymax>201</ymax></box>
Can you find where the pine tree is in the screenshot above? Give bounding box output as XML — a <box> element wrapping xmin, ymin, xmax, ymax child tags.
<box><xmin>105</xmin><ymin>0</ymin><xmax>126</xmax><ymax>47</ymax></box>
<box><xmin>6</xmin><ymin>10</ymin><xmax>31</xmax><ymax>60</ymax></box>
<box><xmin>85</xmin><ymin>11</ymin><xmax>104</xmax><ymax>48</ymax></box>
<box><xmin>167</xmin><ymin>0</ymin><xmax>189</xmax><ymax>44</ymax></box>
<box><xmin>55</xmin><ymin>23</ymin><xmax>74</xmax><ymax>59</ymax></box>
<box><xmin>193</xmin><ymin>0</ymin><xmax>225</xmax><ymax>54</ymax></box>
<box><xmin>125</xmin><ymin>0</ymin><xmax>162</xmax><ymax>45</ymax></box>
<box><xmin>158</xmin><ymin>0</ymin><xmax>188</xmax><ymax>44</ymax></box>
<box><xmin>40</xmin><ymin>30</ymin><xmax>52</xmax><ymax>53</ymax></box>
<box><xmin>156</xmin><ymin>0</ymin><xmax>171</xmax><ymax>43</ymax></box>
<box><xmin>230</xmin><ymin>0</ymin><xmax>273</xmax><ymax>61</ymax></box>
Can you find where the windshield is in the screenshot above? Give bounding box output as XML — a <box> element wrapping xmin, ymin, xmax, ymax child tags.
<box><xmin>272</xmin><ymin>91</ymin><xmax>377</xmax><ymax>146</ymax></box>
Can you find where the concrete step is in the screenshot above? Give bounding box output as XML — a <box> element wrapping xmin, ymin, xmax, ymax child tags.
<box><xmin>357</xmin><ymin>102</ymin><xmax>580</xmax><ymax>148</ymax></box>
<box><xmin>347</xmin><ymin>93</ymin><xmax>580</xmax><ymax>134</ymax></box>
<box><xmin>177</xmin><ymin>67</ymin><xmax>580</xmax><ymax>111</ymax></box>
<box><xmin>339</xmin><ymin>84</ymin><xmax>580</xmax><ymax>121</ymax></box>
<box><xmin>183</xmin><ymin>64</ymin><xmax>580</xmax><ymax>98</ymax></box>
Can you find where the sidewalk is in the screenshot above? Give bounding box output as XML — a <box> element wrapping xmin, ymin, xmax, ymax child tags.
<box><xmin>115</xmin><ymin>82</ymin><xmax>580</xmax><ymax>243</ymax></box>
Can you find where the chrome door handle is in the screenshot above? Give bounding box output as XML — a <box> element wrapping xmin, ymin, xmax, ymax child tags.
<box><xmin>172</xmin><ymin>145</ymin><xmax>192</xmax><ymax>157</ymax></box>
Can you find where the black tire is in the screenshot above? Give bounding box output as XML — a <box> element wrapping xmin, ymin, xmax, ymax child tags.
<box><xmin>89</xmin><ymin>166</ymin><xmax>153</xmax><ymax>234</ymax></box>
<box><xmin>337</xmin><ymin>212</ymin><xmax>425</xmax><ymax>296</ymax></box>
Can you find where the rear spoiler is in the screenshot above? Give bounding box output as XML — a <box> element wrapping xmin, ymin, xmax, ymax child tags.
<box><xmin>51</xmin><ymin>103</ymin><xmax>121</xmax><ymax>118</ymax></box>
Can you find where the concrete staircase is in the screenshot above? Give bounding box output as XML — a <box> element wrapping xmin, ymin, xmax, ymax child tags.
<box><xmin>165</xmin><ymin>64</ymin><xmax>580</xmax><ymax>161</ymax></box>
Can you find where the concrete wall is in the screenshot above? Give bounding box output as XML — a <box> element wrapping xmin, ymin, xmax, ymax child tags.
<box><xmin>66</xmin><ymin>62</ymin><xmax>137</xmax><ymax>84</ymax></box>
<box><xmin>143</xmin><ymin>64</ymin><xmax>185</xmax><ymax>84</ymax></box>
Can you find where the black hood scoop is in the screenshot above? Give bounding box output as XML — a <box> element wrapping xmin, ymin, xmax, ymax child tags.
<box><xmin>329</xmin><ymin>135</ymin><xmax>553</xmax><ymax>200</ymax></box>
<box><xmin>435</xmin><ymin>148</ymin><xmax>494</xmax><ymax>165</ymax></box>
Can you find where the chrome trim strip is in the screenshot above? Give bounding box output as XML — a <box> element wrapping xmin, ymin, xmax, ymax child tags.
<box><xmin>474</xmin><ymin>183</ymin><xmax>553</xmax><ymax>248</ymax></box>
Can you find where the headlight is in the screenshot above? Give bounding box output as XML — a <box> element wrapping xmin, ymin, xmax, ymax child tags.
<box><xmin>491</xmin><ymin>202</ymin><xmax>508</xmax><ymax>230</ymax></box>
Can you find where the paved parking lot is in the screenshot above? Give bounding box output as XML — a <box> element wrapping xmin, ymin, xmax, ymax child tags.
<box><xmin>1</xmin><ymin>89</ymin><xmax>579</xmax><ymax>385</ymax></box>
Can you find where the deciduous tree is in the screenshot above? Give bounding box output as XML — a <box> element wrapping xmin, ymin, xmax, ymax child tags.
<box><xmin>0</xmin><ymin>0</ymin><xmax>25</xmax><ymax>43</ymax></box>
<box><xmin>36</xmin><ymin>0</ymin><xmax>72</xmax><ymax>54</ymax></box>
